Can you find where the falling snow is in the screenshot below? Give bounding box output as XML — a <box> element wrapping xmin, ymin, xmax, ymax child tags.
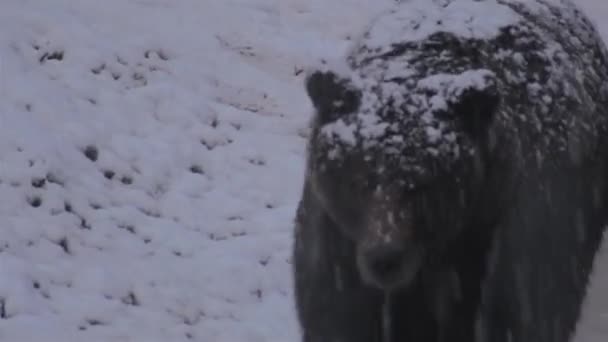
<box><xmin>0</xmin><ymin>0</ymin><xmax>607</xmax><ymax>341</ymax></box>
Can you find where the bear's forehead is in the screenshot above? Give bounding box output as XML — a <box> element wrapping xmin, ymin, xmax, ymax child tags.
<box><xmin>318</xmin><ymin>49</ymin><xmax>495</xmax><ymax>173</ymax></box>
<box><xmin>317</xmin><ymin>68</ymin><xmax>485</xmax><ymax>170</ymax></box>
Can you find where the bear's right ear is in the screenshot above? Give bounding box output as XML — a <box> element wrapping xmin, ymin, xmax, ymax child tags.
<box><xmin>305</xmin><ymin>71</ymin><xmax>361</xmax><ymax>123</ymax></box>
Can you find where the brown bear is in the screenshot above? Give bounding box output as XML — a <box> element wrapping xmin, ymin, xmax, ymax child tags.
<box><xmin>292</xmin><ymin>0</ymin><xmax>608</xmax><ymax>342</ymax></box>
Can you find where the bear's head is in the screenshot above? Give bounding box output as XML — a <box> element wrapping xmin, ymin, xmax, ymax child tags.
<box><xmin>304</xmin><ymin>56</ymin><xmax>500</xmax><ymax>290</ymax></box>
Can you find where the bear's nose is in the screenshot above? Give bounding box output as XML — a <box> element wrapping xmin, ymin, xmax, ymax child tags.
<box><xmin>365</xmin><ymin>243</ymin><xmax>406</xmax><ymax>284</ymax></box>
<box><xmin>360</xmin><ymin>241</ymin><xmax>423</xmax><ymax>289</ymax></box>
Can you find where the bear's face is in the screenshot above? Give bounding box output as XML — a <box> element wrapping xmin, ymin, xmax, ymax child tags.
<box><xmin>305</xmin><ymin>65</ymin><xmax>499</xmax><ymax>290</ymax></box>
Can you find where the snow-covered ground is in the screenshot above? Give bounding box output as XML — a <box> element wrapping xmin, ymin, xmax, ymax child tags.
<box><xmin>0</xmin><ymin>0</ymin><xmax>607</xmax><ymax>341</ymax></box>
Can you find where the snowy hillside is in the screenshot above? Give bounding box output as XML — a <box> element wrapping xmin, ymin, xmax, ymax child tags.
<box><xmin>0</xmin><ymin>0</ymin><xmax>607</xmax><ymax>341</ymax></box>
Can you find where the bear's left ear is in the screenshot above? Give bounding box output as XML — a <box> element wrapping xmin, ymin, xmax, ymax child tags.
<box><xmin>305</xmin><ymin>70</ymin><xmax>361</xmax><ymax>124</ymax></box>
<box><xmin>452</xmin><ymin>83</ymin><xmax>500</xmax><ymax>140</ymax></box>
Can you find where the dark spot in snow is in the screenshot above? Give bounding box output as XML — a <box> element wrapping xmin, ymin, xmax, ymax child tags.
<box><xmin>230</xmin><ymin>122</ymin><xmax>242</xmax><ymax>131</ymax></box>
<box><xmin>91</xmin><ymin>64</ymin><xmax>105</xmax><ymax>75</ymax></box>
<box><xmin>80</xmin><ymin>218</ymin><xmax>91</xmax><ymax>230</ymax></box>
<box><xmin>87</xmin><ymin>98</ymin><xmax>97</xmax><ymax>105</ymax></box>
<box><xmin>186</xmin><ymin>332</ymin><xmax>194</xmax><ymax>340</ymax></box>
<box><xmin>118</xmin><ymin>224</ymin><xmax>136</xmax><ymax>234</ymax></box>
<box><xmin>248</xmin><ymin>157</ymin><xmax>266</xmax><ymax>166</ymax></box>
<box><xmin>189</xmin><ymin>165</ymin><xmax>204</xmax><ymax>175</ymax></box>
<box><xmin>25</xmin><ymin>103</ymin><xmax>32</xmax><ymax>112</ymax></box>
<box><xmin>64</xmin><ymin>202</ymin><xmax>72</xmax><ymax>213</ymax></box>
<box><xmin>116</xmin><ymin>55</ymin><xmax>128</xmax><ymax>66</ymax></box>
<box><xmin>83</xmin><ymin>145</ymin><xmax>98</xmax><ymax>162</ymax></box>
<box><xmin>201</xmin><ymin>139</ymin><xmax>215</xmax><ymax>150</ymax></box>
<box><xmin>143</xmin><ymin>238</ymin><xmax>152</xmax><ymax>244</ymax></box>
<box><xmin>90</xmin><ymin>202</ymin><xmax>102</xmax><ymax>210</ymax></box>
<box><xmin>132</xmin><ymin>72</ymin><xmax>146</xmax><ymax>85</ymax></box>
<box><xmin>178</xmin><ymin>310</ymin><xmax>205</xmax><ymax>326</ymax></box>
<box><xmin>39</xmin><ymin>50</ymin><xmax>64</xmax><ymax>64</ymax></box>
<box><xmin>121</xmin><ymin>292</ymin><xmax>140</xmax><ymax>306</ymax></box>
<box><xmin>210</xmin><ymin>117</ymin><xmax>219</xmax><ymax>128</ymax></box>
<box><xmin>231</xmin><ymin>231</ymin><xmax>246</xmax><ymax>237</ymax></box>
<box><xmin>57</xmin><ymin>237</ymin><xmax>70</xmax><ymax>254</ymax></box>
<box><xmin>259</xmin><ymin>257</ymin><xmax>270</xmax><ymax>266</ymax></box>
<box><xmin>46</xmin><ymin>172</ymin><xmax>64</xmax><ymax>186</ymax></box>
<box><xmin>138</xmin><ymin>207</ymin><xmax>160</xmax><ymax>218</ymax></box>
<box><xmin>33</xmin><ymin>281</ymin><xmax>40</xmax><ymax>289</ymax></box>
<box><xmin>173</xmin><ymin>250</ymin><xmax>183</xmax><ymax>257</ymax></box>
<box><xmin>294</xmin><ymin>67</ymin><xmax>304</xmax><ymax>76</ymax></box>
<box><xmin>265</xmin><ymin>203</ymin><xmax>274</xmax><ymax>209</ymax></box>
<box><xmin>112</xmin><ymin>72</ymin><xmax>121</xmax><ymax>80</ymax></box>
<box><xmin>0</xmin><ymin>298</ymin><xmax>6</xmax><ymax>319</ymax></box>
<box><xmin>251</xmin><ymin>289</ymin><xmax>263</xmax><ymax>299</ymax></box>
<box><xmin>144</xmin><ymin>49</ymin><xmax>170</xmax><ymax>61</ymax></box>
<box><xmin>208</xmin><ymin>233</ymin><xmax>227</xmax><ymax>241</ymax></box>
<box><xmin>31</xmin><ymin>178</ymin><xmax>45</xmax><ymax>188</ymax></box>
<box><xmin>120</xmin><ymin>176</ymin><xmax>133</xmax><ymax>185</ymax></box>
<box><xmin>28</xmin><ymin>196</ymin><xmax>42</xmax><ymax>208</ymax></box>
<box><xmin>103</xmin><ymin>170</ymin><xmax>115</xmax><ymax>180</ymax></box>
<box><xmin>200</xmin><ymin>138</ymin><xmax>233</xmax><ymax>150</ymax></box>
<box><xmin>85</xmin><ymin>318</ymin><xmax>105</xmax><ymax>326</ymax></box>
<box><xmin>227</xmin><ymin>216</ymin><xmax>243</xmax><ymax>221</ymax></box>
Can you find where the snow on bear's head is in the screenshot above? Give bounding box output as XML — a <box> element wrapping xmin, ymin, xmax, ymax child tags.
<box><xmin>303</xmin><ymin>0</ymin><xmax>526</xmax><ymax>289</ymax></box>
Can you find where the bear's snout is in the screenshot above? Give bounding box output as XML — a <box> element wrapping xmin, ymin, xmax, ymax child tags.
<box><xmin>358</xmin><ymin>241</ymin><xmax>422</xmax><ymax>290</ymax></box>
